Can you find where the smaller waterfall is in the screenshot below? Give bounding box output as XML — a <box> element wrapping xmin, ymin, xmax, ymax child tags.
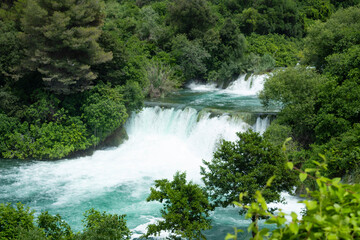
<box><xmin>253</xmin><ymin>116</ymin><xmax>270</xmax><ymax>135</ymax></box>
<box><xmin>187</xmin><ymin>82</ymin><xmax>218</xmax><ymax>92</ymax></box>
<box><xmin>224</xmin><ymin>74</ymin><xmax>268</xmax><ymax>95</ymax></box>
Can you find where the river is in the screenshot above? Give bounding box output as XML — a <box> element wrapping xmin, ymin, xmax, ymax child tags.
<box><xmin>0</xmin><ymin>74</ymin><xmax>302</xmax><ymax>239</ymax></box>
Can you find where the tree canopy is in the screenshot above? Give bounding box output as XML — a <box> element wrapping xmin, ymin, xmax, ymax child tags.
<box><xmin>201</xmin><ymin>130</ymin><xmax>296</xmax><ymax>214</ymax></box>
<box><xmin>144</xmin><ymin>172</ymin><xmax>213</xmax><ymax>240</ymax></box>
<box><xmin>21</xmin><ymin>0</ymin><xmax>112</xmax><ymax>94</ymax></box>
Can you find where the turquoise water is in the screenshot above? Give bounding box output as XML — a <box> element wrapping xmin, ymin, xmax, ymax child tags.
<box><xmin>146</xmin><ymin>81</ymin><xmax>279</xmax><ymax>114</ymax></box>
<box><xmin>0</xmin><ymin>75</ymin><xmax>302</xmax><ymax>239</ymax></box>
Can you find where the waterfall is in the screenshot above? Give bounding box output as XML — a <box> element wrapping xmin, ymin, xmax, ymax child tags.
<box><xmin>224</xmin><ymin>74</ymin><xmax>268</xmax><ymax>95</ymax></box>
<box><xmin>253</xmin><ymin>116</ymin><xmax>270</xmax><ymax>135</ymax></box>
<box><xmin>187</xmin><ymin>82</ymin><xmax>218</xmax><ymax>92</ymax></box>
<box><xmin>125</xmin><ymin>107</ymin><xmax>250</xmax><ymax>162</ymax></box>
<box><xmin>186</xmin><ymin>73</ymin><xmax>268</xmax><ymax>96</ymax></box>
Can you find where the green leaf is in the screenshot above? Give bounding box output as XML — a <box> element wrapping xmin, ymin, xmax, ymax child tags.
<box><xmin>318</xmin><ymin>153</ymin><xmax>326</xmax><ymax>161</ymax></box>
<box><xmin>289</xmin><ymin>222</ymin><xmax>299</xmax><ymax>234</ymax></box>
<box><xmin>225</xmin><ymin>233</ymin><xmax>236</xmax><ymax>240</ymax></box>
<box><xmin>287</xmin><ymin>162</ymin><xmax>294</xmax><ymax>170</ymax></box>
<box><xmin>307</xmin><ymin>201</ymin><xmax>318</xmax><ymax>211</ymax></box>
<box><xmin>332</xmin><ymin>178</ymin><xmax>341</xmax><ymax>184</ymax></box>
<box><xmin>312</xmin><ymin>160</ymin><xmax>321</xmax><ymax>166</ymax></box>
<box><xmin>299</xmin><ymin>173</ymin><xmax>307</xmax><ymax>182</ymax></box>
<box><xmin>266</xmin><ymin>175</ymin><xmax>276</xmax><ymax>187</ymax></box>
<box><xmin>282</xmin><ymin>137</ymin><xmax>292</xmax><ymax>152</ymax></box>
<box><xmin>259</xmin><ymin>228</ymin><xmax>269</xmax><ymax>236</ymax></box>
<box><xmin>290</xmin><ymin>212</ymin><xmax>298</xmax><ymax>221</ymax></box>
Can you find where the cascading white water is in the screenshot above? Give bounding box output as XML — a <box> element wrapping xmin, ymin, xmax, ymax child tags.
<box><xmin>253</xmin><ymin>116</ymin><xmax>270</xmax><ymax>135</ymax></box>
<box><xmin>187</xmin><ymin>82</ymin><xmax>218</xmax><ymax>92</ymax></box>
<box><xmin>224</xmin><ymin>74</ymin><xmax>268</xmax><ymax>95</ymax></box>
<box><xmin>126</xmin><ymin>107</ymin><xmax>251</xmax><ymax>169</ymax></box>
<box><xmin>186</xmin><ymin>73</ymin><xmax>268</xmax><ymax>96</ymax></box>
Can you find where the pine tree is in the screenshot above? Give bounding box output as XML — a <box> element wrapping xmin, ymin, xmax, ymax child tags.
<box><xmin>21</xmin><ymin>0</ymin><xmax>112</xmax><ymax>94</ymax></box>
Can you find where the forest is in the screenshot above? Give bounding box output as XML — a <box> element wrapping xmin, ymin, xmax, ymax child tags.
<box><xmin>1</xmin><ymin>0</ymin><xmax>360</xmax><ymax>239</ymax></box>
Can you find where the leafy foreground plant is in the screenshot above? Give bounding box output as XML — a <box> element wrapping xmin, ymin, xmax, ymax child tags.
<box><xmin>143</xmin><ymin>171</ymin><xmax>213</xmax><ymax>240</ymax></box>
<box><xmin>227</xmin><ymin>140</ymin><xmax>360</xmax><ymax>240</ymax></box>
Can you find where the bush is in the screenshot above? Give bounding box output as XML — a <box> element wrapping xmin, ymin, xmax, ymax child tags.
<box><xmin>144</xmin><ymin>59</ymin><xmax>182</xmax><ymax>98</ymax></box>
<box><xmin>171</xmin><ymin>34</ymin><xmax>210</xmax><ymax>81</ymax></box>
<box><xmin>246</xmin><ymin>33</ymin><xmax>302</xmax><ymax>67</ymax></box>
<box><xmin>82</xmin><ymin>83</ymin><xmax>128</xmax><ymax>142</ymax></box>
<box><xmin>259</xmin><ymin>67</ymin><xmax>327</xmax><ymax>146</ymax></box>
<box><xmin>2</xmin><ymin>117</ymin><xmax>92</xmax><ymax>160</ymax></box>
<box><xmin>144</xmin><ymin>172</ymin><xmax>213</xmax><ymax>240</ymax></box>
<box><xmin>37</xmin><ymin>211</ymin><xmax>74</xmax><ymax>240</ymax></box>
<box><xmin>0</xmin><ymin>203</ymin><xmax>36</xmax><ymax>239</ymax></box>
<box><xmin>201</xmin><ymin>130</ymin><xmax>296</xmax><ymax>216</ymax></box>
<box><xmin>0</xmin><ymin>205</ymin><xmax>131</xmax><ymax>240</ymax></box>
<box><xmin>80</xmin><ymin>209</ymin><xmax>131</xmax><ymax>240</ymax></box>
<box><xmin>303</xmin><ymin>5</ymin><xmax>360</xmax><ymax>70</ymax></box>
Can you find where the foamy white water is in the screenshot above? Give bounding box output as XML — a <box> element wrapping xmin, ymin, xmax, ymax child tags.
<box><xmin>187</xmin><ymin>82</ymin><xmax>218</xmax><ymax>92</ymax></box>
<box><xmin>253</xmin><ymin>116</ymin><xmax>270</xmax><ymax>135</ymax></box>
<box><xmin>268</xmin><ymin>192</ymin><xmax>305</xmax><ymax>221</ymax></box>
<box><xmin>224</xmin><ymin>74</ymin><xmax>268</xmax><ymax>95</ymax></box>
<box><xmin>186</xmin><ymin>74</ymin><xmax>269</xmax><ymax>96</ymax></box>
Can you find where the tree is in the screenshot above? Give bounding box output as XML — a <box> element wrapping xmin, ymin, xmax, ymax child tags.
<box><xmin>307</xmin><ymin>123</ymin><xmax>360</xmax><ymax>179</ymax></box>
<box><xmin>237</xmin><ymin>0</ymin><xmax>304</xmax><ymax>38</ymax></box>
<box><xmin>167</xmin><ymin>0</ymin><xmax>216</xmax><ymax>39</ymax></box>
<box><xmin>303</xmin><ymin>5</ymin><xmax>360</xmax><ymax>70</ymax></box>
<box><xmin>80</xmin><ymin>209</ymin><xmax>131</xmax><ymax>240</ymax></box>
<box><xmin>330</xmin><ymin>0</ymin><xmax>360</xmax><ymax>9</ymax></box>
<box><xmin>0</xmin><ymin>20</ymin><xmax>22</xmax><ymax>86</ymax></box>
<box><xmin>201</xmin><ymin>130</ymin><xmax>296</xmax><ymax>235</ymax></box>
<box><xmin>144</xmin><ymin>172</ymin><xmax>213</xmax><ymax>240</ymax></box>
<box><xmin>21</xmin><ymin>0</ymin><xmax>112</xmax><ymax>94</ymax></box>
<box><xmin>0</xmin><ymin>203</ymin><xmax>38</xmax><ymax>239</ymax></box>
<box><xmin>37</xmin><ymin>211</ymin><xmax>74</xmax><ymax>240</ymax></box>
<box><xmin>259</xmin><ymin>67</ymin><xmax>327</xmax><ymax>146</ymax></box>
<box><xmin>300</xmin><ymin>0</ymin><xmax>333</xmax><ymax>23</ymax></box>
<box><xmin>246</xmin><ymin>33</ymin><xmax>302</xmax><ymax>67</ymax></box>
<box><xmin>81</xmin><ymin>83</ymin><xmax>128</xmax><ymax>142</ymax></box>
<box><xmin>171</xmin><ymin>34</ymin><xmax>210</xmax><ymax>81</ymax></box>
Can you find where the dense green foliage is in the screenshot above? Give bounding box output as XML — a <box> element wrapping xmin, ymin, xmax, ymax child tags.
<box><xmin>246</xmin><ymin>34</ymin><xmax>302</xmax><ymax>67</ymax></box>
<box><xmin>0</xmin><ymin>203</ymin><xmax>36</xmax><ymax>239</ymax></box>
<box><xmin>259</xmin><ymin>67</ymin><xmax>327</xmax><ymax>146</ymax></box>
<box><xmin>0</xmin><ymin>204</ymin><xmax>131</xmax><ymax>240</ymax></box>
<box><xmin>0</xmin><ymin>83</ymin><xmax>130</xmax><ymax>159</ymax></box>
<box><xmin>168</xmin><ymin>0</ymin><xmax>216</xmax><ymax>39</ymax></box>
<box><xmin>260</xmin><ymin>5</ymin><xmax>360</xmax><ymax>182</ymax></box>
<box><xmin>80</xmin><ymin>209</ymin><xmax>131</xmax><ymax>240</ymax></box>
<box><xmin>37</xmin><ymin>211</ymin><xmax>74</xmax><ymax>240</ymax></box>
<box><xmin>303</xmin><ymin>6</ymin><xmax>360</xmax><ymax>70</ymax></box>
<box><xmin>144</xmin><ymin>172</ymin><xmax>213</xmax><ymax>240</ymax></box>
<box><xmin>201</xmin><ymin>130</ymin><xmax>296</xmax><ymax>216</ymax></box>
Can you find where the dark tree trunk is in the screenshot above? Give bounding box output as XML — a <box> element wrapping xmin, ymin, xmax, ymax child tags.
<box><xmin>251</xmin><ymin>214</ymin><xmax>258</xmax><ymax>238</ymax></box>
